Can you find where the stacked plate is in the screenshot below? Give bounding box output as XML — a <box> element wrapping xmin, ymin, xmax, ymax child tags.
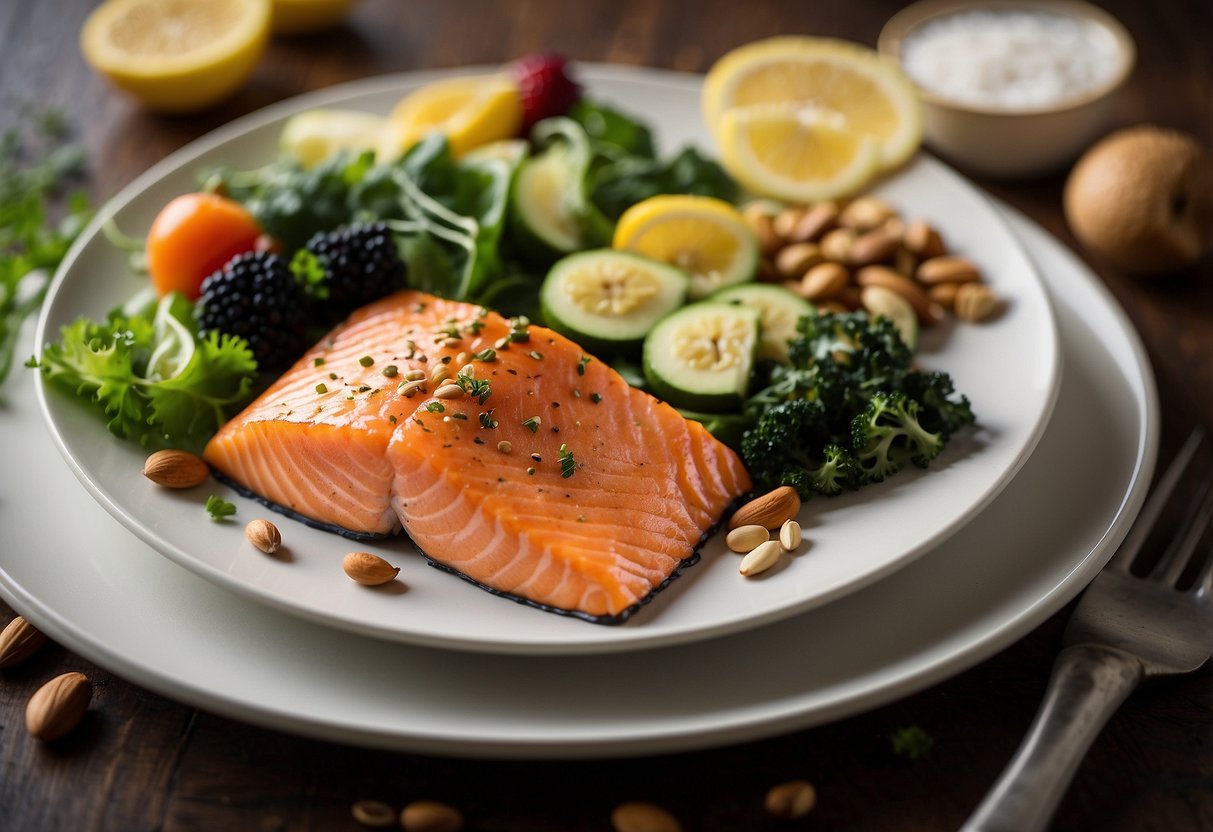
<box><xmin>1</xmin><ymin>67</ymin><xmax>1157</xmax><ymax>758</ymax></box>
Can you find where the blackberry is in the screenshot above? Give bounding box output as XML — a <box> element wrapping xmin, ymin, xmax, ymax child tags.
<box><xmin>196</xmin><ymin>251</ymin><xmax>308</xmax><ymax>370</ymax></box>
<box><xmin>305</xmin><ymin>222</ymin><xmax>407</xmax><ymax>321</ymax></box>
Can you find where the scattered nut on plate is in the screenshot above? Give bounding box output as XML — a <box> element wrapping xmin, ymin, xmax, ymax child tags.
<box><xmin>0</xmin><ymin>615</ymin><xmax>48</xmax><ymax>669</ymax></box>
<box><xmin>728</xmin><ymin>486</ymin><xmax>801</xmax><ymax>530</ymax></box>
<box><xmin>610</xmin><ymin>801</ymin><xmax>683</xmax><ymax>832</ymax></box>
<box><xmin>342</xmin><ymin>551</ymin><xmax>400</xmax><ymax>586</ymax></box>
<box><xmin>244</xmin><ymin>518</ymin><xmax>282</xmax><ymax>554</ymax></box>
<box><xmin>142</xmin><ymin>448</ymin><xmax>210</xmax><ymax>488</ymax></box>
<box><xmin>764</xmin><ymin>780</ymin><xmax>817</xmax><ymax>820</ymax></box>
<box><xmin>400</xmin><ymin>799</ymin><xmax>464</xmax><ymax>832</ymax></box>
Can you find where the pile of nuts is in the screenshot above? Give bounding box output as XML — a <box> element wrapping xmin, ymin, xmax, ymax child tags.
<box><xmin>742</xmin><ymin>196</ymin><xmax>1002</xmax><ymax>326</ymax></box>
<box><xmin>726</xmin><ymin>486</ymin><xmax>804</xmax><ymax>577</ymax></box>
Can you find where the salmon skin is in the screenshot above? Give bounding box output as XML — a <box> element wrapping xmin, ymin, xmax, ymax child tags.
<box><xmin>204</xmin><ymin>290</ymin><xmax>751</xmax><ymax>622</ymax></box>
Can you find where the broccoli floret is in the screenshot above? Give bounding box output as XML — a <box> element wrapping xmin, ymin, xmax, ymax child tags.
<box><xmin>741</xmin><ymin>400</ymin><xmax>862</xmax><ymax>499</ymax></box>
<box><xmin>902</xmin><ymin>370</ymin><xmax>975</xmax><ymax>440</ymax></box>
<box><xmin>851</xmin><ymin>391</ymin><xmax>944</xmax><ymax>483</ymax></box>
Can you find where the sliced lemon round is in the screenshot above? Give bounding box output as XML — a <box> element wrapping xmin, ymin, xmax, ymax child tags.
<box><xmin>378</xmin><ymin>74</ymin><xmax>523</xmax><ymax>161</ymax></box>
<box><xmin>80</xmin><ymin>0</ymin><xmax>271</xmax><ymax>113</ymax></box>
<box><xmin>717</xmin><ymin>103</ymin><xmax>883</xmax><ymax>203</ymax></box>
<box><xmin>613</xmin><ymin>195</ymin><xmax>759</xmax><ymax>300</ymax></box>
<box><xmin>703</xmin><ymin>36</ymin><xmax>923</xmax><ymax>172</ymax></box>
<box><xmin>279</xmin><ymin>109</ymin><xmax>387</xmax><ymax>167</ymax></box>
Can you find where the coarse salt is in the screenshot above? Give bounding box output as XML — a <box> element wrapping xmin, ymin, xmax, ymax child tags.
<box><xmin>901</xmin><ymin>10</ymin><xmax>1123</xmax><ymax>110</ymax></box>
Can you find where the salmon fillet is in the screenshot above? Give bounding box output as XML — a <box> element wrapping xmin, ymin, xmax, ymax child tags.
<box><xmin>204</xmin><ymin>290</ymin><xmax>751</xmax><ymax>620</ymax></box>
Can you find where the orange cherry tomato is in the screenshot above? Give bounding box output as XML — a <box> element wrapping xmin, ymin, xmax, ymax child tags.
<box><xmin>145</xmin><ymin>193</ymin><xmax>264</xmax><ymax>299</ymax></box>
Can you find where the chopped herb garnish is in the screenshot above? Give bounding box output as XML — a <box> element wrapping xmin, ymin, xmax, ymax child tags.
<box><xmin>526</xmin><ymin>467</ymin><xmax>536</xmax><ymax>476</ymax></box>
<box><xmin>313</xmin><ymin>357</ymin><xmax>325</xmax><ymax>367</ymax></box>
<box><xmin>451</xmin><ymin>412</ymin><xmax>468</xmax><ymax>420</ymax></box>
<box><xmin>472</xmin><ymin>348</ymin><xmax>496</xmax><ymax>362</ymax></box>
<box><xmin>359</xmin><ymin>355</ymin><xmax>374</xmax><ymax>367</ymax></box>
<box><xmin>389</xmin><ymin>414</ymin><xmax>397</xmax><ymax>424</ymax></box>
<box><xmin>559</xmin><ymin>443</ymin><xmax>576</xmax><ymax>478</ymax></box>
<box><xmin>522</xmin><ymin>416</ymin><xmax>541</xmax><ymax>433</ymax></box>
<box><xmin>590</xmin><ymin>392</ymin><xmax>602</xmax><ymax>404</ymax></box>
<box><xmin>205</xmin><ymin>495</ymin><xmax>237</xmax><ymax>521</ymax></box>
<box><xmin>457</xmin><ymin>371</ymin><xmax>492</xmax><ymax>404</ymax></box>
<box><xmin>382</xmin><ymin>365</ymin><xmax>398</xmax><ymax>378</ymax></box>
<box><xmin>528</xmin><ymin>350</ymin><xmax>543</xmax><ymax>360</ymax></box>
<box><xmin>507</xmin><ymin>315</ymin><xmax>531</xmax><ymax>343</ymax></box>
<box><xmin>479</xmin><ymin>409</ymin><xmax>498</xmax><ymax>429</ymax></box>
<box><xmin>329</xmin><ymin>372</ymin><xmax>338</xmax><ymax>380</ymax></box>
<box><xmin>466</xmin><ymin>318</ymin><xmax>485</xmax><ymax>336</ymax></box>
<box><xmin>315</xmin><ymin>383</ymin><xmax>328</xmax><ymax>394</ymax></box>
<box><xmin>577</xmin><ymin>355</ymin><xmax>591</xmax><ymax>375</ymax></box>
<box><xmin>425</xmin><ymin>401</ymin><xmax>446</xmax><ymax>413</ymax></box>
<box><xmin>357</xmin><ymin>385</ymin><xmax>371</xmax><ymax>392</ymax></box>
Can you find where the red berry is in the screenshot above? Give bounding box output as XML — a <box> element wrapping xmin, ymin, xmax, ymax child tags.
<box><xmin>512</xmin><ymin>52</ymin><xmax>582</xmax><ymax>134</ymax></box>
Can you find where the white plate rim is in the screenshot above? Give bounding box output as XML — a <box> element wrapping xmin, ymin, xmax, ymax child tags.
<box><xmin>32</xmin><ymin>65</ymin><xmax>1060</xmax><ymax>655</ymax></box>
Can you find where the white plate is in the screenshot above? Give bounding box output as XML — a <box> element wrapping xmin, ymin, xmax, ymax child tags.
<box><xmin>33</xmin><ymin>67</ymin><xmax>1059</xmax><ymax>655</ymax></box>
<box><xmin>1</xmin><ymin>205</ymin><xmax>1156</xmax><ymax>758</ymax></box>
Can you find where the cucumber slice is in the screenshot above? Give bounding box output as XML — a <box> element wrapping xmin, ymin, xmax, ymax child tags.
<box><xmin>509</xmin><ymin>118</ymin><xmax>612</xmax><ymax>264</ymax></box>
<box><xmin>712</xmin><ymin>283</ymin><xmax>814</xmax><ymax>363</ymax></box>
<box><xmin>643</xmin><ymin>302</ymin><xmax>761</xmax><ymax>412</ymax></box>
<box><xmin>279</xmin><ymin>109</ymin><xmax>387</xmax><ymax>167</ymax></box>
<box><xmin>540</xmin><ymin>250</ymin><xmax>689</xmax><ymax>355</ymax></box>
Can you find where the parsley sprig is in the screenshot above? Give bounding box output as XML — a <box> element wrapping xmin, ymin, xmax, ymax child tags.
<box><xmin>1</xmin><ymin>111</ymin><xmax>92</xmax><ymax>384</ymax></box>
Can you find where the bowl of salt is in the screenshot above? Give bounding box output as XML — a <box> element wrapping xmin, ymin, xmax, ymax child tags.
<box><xmin>879</xmin><ymin>0</ymin><xmax>1135</xmax><ymax>179</ymax></box>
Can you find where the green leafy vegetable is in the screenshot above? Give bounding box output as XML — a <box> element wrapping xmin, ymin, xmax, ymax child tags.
<box><xmin>205</xmin><ymin>495</ymin><xmax>237</xmax><ymax>520</ymax></box>
<box><xmin>890</xmin><ymin>724</ymin><xmax>934</xmax><ymax>762</ymax></box>
<box><xmin>30</xmin><ymin>293</ymin><xmax>256</xmax><ymax>451</ymax></box>
<box><xmin>0</xmin><ymin>112</ymin><xmax>92</xmax><ymax>384</ymax></box>
<box><xmin>740</xmin><ymin>311</ymin><xmax>974</xmax><ymax>499</ymax></box>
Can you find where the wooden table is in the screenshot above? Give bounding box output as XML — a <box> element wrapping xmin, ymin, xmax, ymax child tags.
<box><xmin>2</xmin><ymin>1</ymin><xmax>1210</xmax><ymax>829</ymax></box>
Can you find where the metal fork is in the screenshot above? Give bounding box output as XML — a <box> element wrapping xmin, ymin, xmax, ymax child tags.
<box><xmin>962</xmin><ymin>427</ymin><xmax>1213</xmax><ymax>832</ymax></box>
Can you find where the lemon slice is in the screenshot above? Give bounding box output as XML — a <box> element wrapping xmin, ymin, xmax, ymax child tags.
<box><xmin>279</xmin><ymin>109</ymin><xmax>387</xmax><ymax>167</ymax></box>
<box><xmin>80</xmin><ymin>0</ymin><xmax>271</xmax><ymax>113</ymax></box>
<box><xmin>717</xmin><ymin>104</ymin><xmax>883</xmax><ymax>203</ymax></box>
<box><xmin>703</xmin><ymin>36</ymin><xmax>923</xmax><ymax>172</ymax></box>
<box><xmin>378</xmin><ymin>75</ymin><xmax>523</xmax><ymax>161</ymax></box>
<box><xmin>613</xmin><ymin>195</ymin><xmax>759</xmax><ymax>300</ymax></box>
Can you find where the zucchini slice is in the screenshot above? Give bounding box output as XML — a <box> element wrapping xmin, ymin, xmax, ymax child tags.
<box><xmin>540</xmin><ymin>249</ymin><xmax>689</xmax><ymax>355</ymax></box>
<box><xmin>643</xmin><ymin>302</ymin><xmax>761</xmax><ymax>412</ymax></box>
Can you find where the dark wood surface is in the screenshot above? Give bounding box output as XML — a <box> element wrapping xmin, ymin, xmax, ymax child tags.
<box><xmin>2</xmin><ymin>1</ymin><xmax>1211</xmax><ymax>829</ymax></box>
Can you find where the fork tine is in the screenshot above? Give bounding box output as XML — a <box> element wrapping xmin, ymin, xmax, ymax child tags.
<box><xmin>1108</xmin><ymin>427</ymin><xmax>1206</xmax><ymax>572</ymax></box>
<box><xmin>1151</xmin><ymin>471</ymin><xmax>1213</xmax><ymax>585</ymax></box>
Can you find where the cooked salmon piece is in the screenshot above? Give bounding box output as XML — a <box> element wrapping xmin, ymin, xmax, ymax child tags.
<box><xmin>205</xmin><ymin>290</ymin><xmax>751</xmax><ymax>620</ymax></box>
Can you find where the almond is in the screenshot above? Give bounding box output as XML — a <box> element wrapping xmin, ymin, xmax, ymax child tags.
<box><xmin>26</xmin><ymin>671</ymin><xmax>91</xmax><ymax>741</ymax></box>
<box><xmin>774</xmin><ymin>242</ymin><xmax>823</xmax><ymax>278</ymax></box>
<box><xmin>916</xmin><ymin>255</ymin><xmax>982</xmax><ymax>285</ymax></box>
<box><xmin>849</xmin><ymin>227</ymin><xmax>900</xmax><ymax>267</ymax></box>
<box><xmin>610</xmin><ymin>801</ymin><xmax>682</xmax><ymax>832</ymax></box>
<box><xmin>400</xmin><ymin>800</ymin><xmax>463</xmax><ymax>832</ymax></box>
<box><xmin>787</xmin><ymin>201</ymin><xmax>839</xmax><ymax>243</ymax></box>
<box><xmin>954</xmin><ymin>282</ymin><xmax>1002</xmax><ymax>322</ymax></box>
<box><xmin>342</xmin><ymin>552</ymin><xmax>400</xmax><ymax>586</ymax></box>
<box><xmin>764</xmin><ymin>780</ymin><xmax>817</xmax><ymax>820</ymax></box>
<box><xmin>740</xmin><ymin>540</ymin><xmax>783</xmax><ymax>576</ymax></box>
<box><xmin>728</xmin><ymin>486</ymin><xmax>801</xmax><ymax>530</ymax></box>
<box><xmin>143</xmin><ymin>449</ymin><xmax>209</xmax><ymax>489</ymax></box>
<box><xmin>725</xmin><ymin>524</ymin><xmax>769</xmax><ymax>553</ymax></box>
<box><xmin>904</xmin><ymin>219</ymin><xmax>947</xmax><ymax>259</ymax></box>
<box><xmin>0</xmin><ymin>616</ymin><xmax>48</xmax><ymax>668</ymax></box>
<box><xmin>839</xmin><ymin>196</ymin><xmax>896</xmax><ymax>230</ymax></box>
<box><xmin>244</xmin><ymin>519</ymin><xmax>282</xmax><ymax>554</ymax></box>
<box><xmin>855</xmin><ymin>266</ymin><xmax>943</xmax><ymax>325</ymax></box>
<box><xmin>798</xmin><ymin>262</ymin><xmax>849</xmax><ymax>301</ymax></box>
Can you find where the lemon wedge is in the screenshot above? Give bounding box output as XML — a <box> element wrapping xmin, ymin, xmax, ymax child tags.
<box><xmin>80</xmin><ymin>0</ymin><xmax>271</xmax><ymax>113</ymax></box>
<box><xmin>703</xmin><ymin>36</ymin><xmax>923</xmax><ymax>199</ymax></box>
<box><xmin>379</xmin><ymin>75</ymin><xmax>523</xmax><ymax>161</ymax></box>
<box><xmin>613</xmin><ymin>195</ymin><xmax>759</xmax><ymax>299</ymax></box>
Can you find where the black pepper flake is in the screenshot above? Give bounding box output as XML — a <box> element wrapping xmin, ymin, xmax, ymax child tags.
<box><xmin>530</xmin><ymin>453</ymin><xmax>542</xmax><ymax>462</ymax></box>
<box><xmin>507</xmin><ymin>368</ymin><xmax>518</xmax><ymax>375</ymax></box>
<box><xmin>389</xmin><ymin>414</ymin><xmax>397</xmax><ymax>424</ymax></box>
<box><xmin>591</xmin><ymin>393</ymin><xmax>602</xmax><ymax>404</ymax></box>
<box><xmin>473</xmin><ymin>437</ymin><xmax>485</xmax><ymax>445</ymax></box>
<box><xmin>551</xmin><ymin>402</ymin><xmax>560</xmax><ymax>408</ymax></box>
<box><xmin>577</xmin><ymin>355</ymin><xmax>591</xmax><ymax>375</ymax></box>
<box><xmin>441</xmin><ymin>355</ymin><xmax>452</xmax><ymax>364</ymax></box>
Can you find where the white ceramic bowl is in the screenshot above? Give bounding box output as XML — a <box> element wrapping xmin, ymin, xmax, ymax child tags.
<box><xmin>879</xmin><ymin>0</ymin><xmax>1135</xmax><ymax>179</ymax></box>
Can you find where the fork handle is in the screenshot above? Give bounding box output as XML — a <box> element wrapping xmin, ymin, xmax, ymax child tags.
<box><xmin>960</xmin><ymin>644</ymin><xmax>1144</xmax><ymax>832</ymax></box>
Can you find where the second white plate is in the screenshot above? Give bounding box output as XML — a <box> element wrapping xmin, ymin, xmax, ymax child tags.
<box><xmin>33</xmin><ymin>67</ymin><xmax>1059</xmax><ymax>654</ymax></box>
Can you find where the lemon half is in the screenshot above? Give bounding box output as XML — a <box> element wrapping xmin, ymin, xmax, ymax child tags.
<box><xmin>81</xmin><ymin>0</ymin><xmax>271</xmax><ymax>113</ymax></box>
<box><xmin>703</xmin><ymin>36</ymin><xmax>923</xmax><ymax>200</ymax></box>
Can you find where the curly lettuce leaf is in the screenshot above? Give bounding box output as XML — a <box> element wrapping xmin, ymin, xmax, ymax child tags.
<box><xmin>30</xmin><ymin>293</ymin><xmax>256</xmax><ymax>451</ymax></box>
